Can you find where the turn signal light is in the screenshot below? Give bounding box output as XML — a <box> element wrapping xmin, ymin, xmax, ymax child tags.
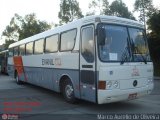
<box><xmin>98</xmin><ymin>81</ymin><xmax>106</xmax><ymax>90</ymax></box>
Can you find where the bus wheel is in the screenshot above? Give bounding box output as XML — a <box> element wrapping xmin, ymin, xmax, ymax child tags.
<box><xmin>62</xmin><ymin>79</ymin><xmax>76</xmax><ymax>103</ymax></box>
<box><xmin>15</xmin><ymin>72</ymin><xmax>23</xmax><ymax>85</ymax></box>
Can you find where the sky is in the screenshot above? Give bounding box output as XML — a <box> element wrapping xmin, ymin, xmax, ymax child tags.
<box><xmin>0</xmin><ymin>0</ymin><xmax>160</xmax><ymax>45</ymax></box>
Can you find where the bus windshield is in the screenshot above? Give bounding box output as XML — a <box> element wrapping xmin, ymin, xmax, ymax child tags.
<box><xmin>97</xmin><ymin>24</ymin><xmax>151</xmax><ymax>62</ymax></box>
<box><xmin>128</xmin><ymin>28</ymin><xmax>151</xmax><ymax>62</ymax></box>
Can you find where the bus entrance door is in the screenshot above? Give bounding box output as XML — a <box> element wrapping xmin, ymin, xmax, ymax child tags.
<box><xmin>80</xmin><ymin>25</ymin><xmax>96</xmax><ymax>103</ymax></box>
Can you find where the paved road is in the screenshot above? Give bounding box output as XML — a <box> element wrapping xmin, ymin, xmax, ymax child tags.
<box><xmin>0</xmin><ymin>75</ymin><xmax>160</xmax><ymax>120</ymax></box>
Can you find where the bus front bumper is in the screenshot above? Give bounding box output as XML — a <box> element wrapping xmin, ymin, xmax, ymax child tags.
<box><xmin>97</xmin><ymin>84</ymin><xmax>154</xmax><ymax>104</ymax></box>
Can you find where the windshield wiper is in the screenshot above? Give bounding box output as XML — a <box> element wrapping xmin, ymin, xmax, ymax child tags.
<box><xmin>120</xmin><ymin>46</ymin><xmax>130</xmax><ymax>65</ymax></box>
<box><xmin>120</xmin><ymin>38</ymin><xmax>131</xmax><ymax>65</ymax></box>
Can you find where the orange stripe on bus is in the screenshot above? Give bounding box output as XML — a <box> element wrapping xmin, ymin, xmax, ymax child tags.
<box><xmin>13</xmin><ymin>56</ymin><xmax>27</xmax><ymax>81</ymax></box>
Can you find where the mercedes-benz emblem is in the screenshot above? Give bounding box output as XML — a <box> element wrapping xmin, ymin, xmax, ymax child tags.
<box><xmin>133</xmin><ymin>80</ymin><xmax>138</xmax><ymax>87</ymax></box>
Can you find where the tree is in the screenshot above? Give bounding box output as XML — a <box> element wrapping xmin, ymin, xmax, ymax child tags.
<box><xmin>4</xmin><ymin>40</ymin><xmax>15</xmax><ymax>50</ymax></box>
<box><xmin>58</xmin><ymin>0</ymin><xmax>83</xmax><ymax>24</ymax></box>
<box><xmin>87</xmin><ymin>0</ymin><xmax>135</xmax><ymax>20</ymax></box>
<box><xmin>2</xmin><ymin>14</ymin><xmax>20</xmax><ymax>42</ymax></box>
<box><xmin>102</xmin><ymin>0</ymin><xmax>110</xmax><ymax>15</ymax></box>
<box><xmin>147</xmin><ymin>10</ymin><xmax>160</xmax><ymax>76</ymax></box>
<box><xmin>147</xmin><ymin>9</ymin><xmax>160</xmax><ymax>50</ymax></box>
<box><xmin>109</xmin><ymin>0</ymin><xmax>135</xmax><ymax>20</ymax></box>
<box><xmin>2</xmin><ymin>13</ymin><xmax>51</xmax><ymax>49</ymax></box>
<box><xmin>18</xmin><ymin>13</ymin><xmax>51</xmax><ymax>40</ymax></box>
<box><xmin>134</xmin><ymin>0</ymin><xmax>154</xmax><ymax>28</ymax></box>
<box><xmin>88</xmin><ymin>0</ymin><xmax>110</xmax><ymax>15</ymax></box>
<box><xmin>148</xmin><ymin>10</ymin><xmax>160</xmax><ymax>39</ymax></box>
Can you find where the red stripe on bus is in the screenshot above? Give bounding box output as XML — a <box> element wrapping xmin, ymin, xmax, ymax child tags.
<box><xmin>13</xmin><ymin>56</ymin><xmax>27</xmax><ymax>81</ymax></box>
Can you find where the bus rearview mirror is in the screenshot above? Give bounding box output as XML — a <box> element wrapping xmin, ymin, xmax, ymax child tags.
<box><xmin>98</xmin><ymin>27</ymin><xmax>106</xmax><ymax>45</ymax></box>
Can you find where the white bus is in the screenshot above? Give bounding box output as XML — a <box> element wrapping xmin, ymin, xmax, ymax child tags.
<box><xmin>8</xmin><ymin>15</ymin><xmax>153</xmax><ymax>104</ymax></box>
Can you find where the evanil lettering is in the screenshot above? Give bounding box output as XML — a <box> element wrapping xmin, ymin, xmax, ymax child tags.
<box><xmin>42</xmin><ymin>59</ymin><xmax>54</xmax><ymax>65</ymax></box>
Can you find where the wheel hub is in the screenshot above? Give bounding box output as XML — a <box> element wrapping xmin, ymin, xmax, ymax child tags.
<box><xmin>65</xmin><ymin>85</ymin><xmax>73</xmax><ymax>98</ymax></box>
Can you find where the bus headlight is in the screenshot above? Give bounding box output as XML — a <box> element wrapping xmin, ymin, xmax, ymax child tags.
<box><xmin>106</xmin><ymin>81</ymin><xmax>119</xmax><ymax>89</ymax></box>
<box><xmin>113</xmin><ymin>81</ymin><xmax>119</xmax><ymax>88</ymax></box>
<box><xmin>147</xmin><ymin>78</ymin><xmax>153</xmax><ymax>84</ymax></box>
<box><xmin>106</xmin><ymin>81</ymin><xmax>112</xmax><ymax>89</ymax></box>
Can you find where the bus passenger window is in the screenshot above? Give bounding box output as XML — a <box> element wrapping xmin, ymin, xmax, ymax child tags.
<box><xmin>81</xmin><ymin>27</ymin><xmax>94</xmax><ymax>63</ymax></box>
<box><xmin>45</xmin><ymin>34</ymin><xmax>58</xmax><ymax>53</ymax></box>
<box><xmin>60</xmin><ymin>29</ymin><xmax>77</xmax><ymax>51</ymax></box>
<box><xmin>26</xmin><ymin>42</ymin><xmax>33</xmax><ymax>55</ymax></box>
<box><xmin>19</xmin><ymin>44</ymin><xmax>25</xmax><ymax>56</ymax></box>
<box><xmin>14</xmin><ymin>47</ymin><xmax>19</xmax><ymax>56</ymax></box>
<box><xmin>9</xmin><ymin>48</ymin><xmax>13</xmax><ymax>57</ymax></box>
<box><xmin>34</xmin><ymin>39</ymin><xmax>44</xmax><ymax>54</ymax></box>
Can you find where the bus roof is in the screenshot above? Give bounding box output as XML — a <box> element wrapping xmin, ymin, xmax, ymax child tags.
<box><xmin>0</xmin><ymin>50</ymin><xmax>8</xmax><ymax>54</ymax></box>
<box><xmin>9</xmin><ymin>15</ymin><xmax>144</xmax><ymax>48</ymax></box>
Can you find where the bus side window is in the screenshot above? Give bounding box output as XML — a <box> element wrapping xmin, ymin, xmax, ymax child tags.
<box><xmin>81</xmin><ymin>27</ymin><xmax>94</xmax><ymax>63</ymax></box>
<box><xmin>45</xmin><ymin>34</ymin><xmax>58</xmax><ymax>53</ymax></box>
<box><xmin>9</xmin><ymin>48</ymin><xmax>14</xmax><ymax>57</ymax></box>
<box><xmin>26</xmin><ymin>42</ymin><xmax>33</xmax><ymax>55</ymax></box>
<box><xmin>34</xmin><ymin>39</ymin><xmax>44</xmax><ymax>54</ymax></box>
<box><xmin>14</xmin><ymin>46</ymin><xmax>19</xmax><ymax>56</ymax></box>
<box><xmin>60</xmin><ymin>29</ymin><xmax>77</xmax><ymax>51</ymax></box>
<box><xmin>19</xmin><ymin>44</ymin><xmax>25</xmax><ymax>56</ymax></box>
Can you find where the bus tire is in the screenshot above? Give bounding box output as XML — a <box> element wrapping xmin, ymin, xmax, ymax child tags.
<box><xmin>62</xmin><ymin>79</ymin><xmax>76</xmax><ymax>103</ymax></box>
<box><xmin>15</xmin><ymin>72</ymin><xmax>23</xmax><ymax>85</ymax></box>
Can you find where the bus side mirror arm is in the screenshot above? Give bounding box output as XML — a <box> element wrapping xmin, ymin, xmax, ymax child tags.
<box><xmin>97</xmin><ymin>28</ymin><xmax>106</xmax><ymax>46</ymax></box>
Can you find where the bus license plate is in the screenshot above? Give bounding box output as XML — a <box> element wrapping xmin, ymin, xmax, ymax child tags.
<box><xmin>128</xmin><ymin>93</ymin><xmax>137</xmax><ymax>100</ymax></box>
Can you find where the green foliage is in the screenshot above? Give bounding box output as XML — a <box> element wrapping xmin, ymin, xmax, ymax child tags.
<box><xmin>58</xmin><ymin>0</ymin><xmax>83</xmax><ymax>24</ymax></box>
<box><xmin>109</xmin><ymin>0</ymin><xmax>135</xmax><ymax>20</ymax></box>
<box><xmin>148</xmin><ymin>10</ymin><xmax>160</xmax><ymax>39</ymax></box>
<box><xmin>86</xmin><ymin>12</ymin><xmax>96</xmax><ymax>16</ymax></box>
<box><xmin>134</xmin><ymin>0</ymin><xmax>154</xmax><ymax>26</ymax></box>
<box><xmin>102</xmin><ymin>0</ymin><xmax>110</xmax><ymax>15</ymax></box>
<box><xmin>147</xmin><ymin>10</ymin><xmax>160</xmax><ymax>57</ymax></box>
<box><xmin>4</xmin><ymin>40</ymin><xmax>15</xmax><ymax>50</ymax></box>
<box><xmin>147</xmin><ymin>10</ymin><xmax>160</xmax><ymax>76</ymax></box>
<box><xmin>88</xmin><ymin>0</ymin><xmax>135</xmax><ymax>20</ymax></box>
<box><xmin>2</xmin><ymin>13</ymin><xmax>51</xmax><ymax>48</ymax></box>
<box><xmin>18</xmin><ymin>13</ymin><xmax>51</xmax><ymax>40</ymax></box>
<box><xmin>88</xmin><ymin>0</ymin><xmax>110</xmax><ymax>15</ymax></box>
<box><xmin>2</xmin><ymin>14</ymin><xmax>20</xmax><ymax>42</ymax></box>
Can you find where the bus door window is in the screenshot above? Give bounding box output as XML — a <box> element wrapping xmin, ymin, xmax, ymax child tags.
<box><xmin>81</xmin><ymin>26</ymin><xmax>94</xmax><ymax>63</ymax></box>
